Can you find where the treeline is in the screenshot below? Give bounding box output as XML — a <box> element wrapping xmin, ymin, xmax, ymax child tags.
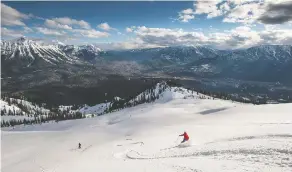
<box><xmin>190</xmin><ymin>88</ymin><xmax>287</xmax><ymax>104</ymax></box>
<box><xmin>104</xmin><ymin>81</ymin><xmax>172</xmax><ymax>113</ymax></box>
<box><xmin>0</xmin><ymin>77</ymin><xmax>164</xmax><ymax>128</ymax></box>
<box><xmin>1</xmin><ymin>96</ymin><xmax>86</xmax><ymax>128</ymax></box>
<box><xmin>1</xmin><ymin>111</ymin><xmax>84</xmax><ymax>128</ymax></box>
<box><xmin>1</xmin><ymin>96</ymin><xmax>47</xmax><ymax>115</ymax></box>
<box><xmin>2</xmin><ymin>77</ymin><xmax>163</xmax><ymax>109</ymax></box>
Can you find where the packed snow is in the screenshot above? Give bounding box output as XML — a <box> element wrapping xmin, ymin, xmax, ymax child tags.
<box><xmin>1</xmin><ymin>88</ymin><xmax>292</xmax><ymax>172</ymax></box>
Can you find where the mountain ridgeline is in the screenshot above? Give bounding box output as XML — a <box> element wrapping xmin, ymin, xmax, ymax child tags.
<box><xmin>2</xmin><ymin>37</ymin><xmax>292</xmax><ymax>87</ymax></box>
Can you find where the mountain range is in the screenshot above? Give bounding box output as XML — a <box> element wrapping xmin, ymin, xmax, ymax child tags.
<box><xmin>1</xmin><ymin>37</ymin><xmax>292</xmax><ymax>91</ymax></box>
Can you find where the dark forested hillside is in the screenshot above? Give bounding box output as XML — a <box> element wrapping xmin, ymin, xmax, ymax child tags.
<box><xmin>2</xmin><ymin>76</ymin><xmax>163</xmax><ymax>108</ymax></box>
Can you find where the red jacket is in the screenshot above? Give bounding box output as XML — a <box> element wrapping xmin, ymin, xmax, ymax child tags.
<box><xmin>180</xmin><ymin>132</ymin><xmax>189</xmax><ymax>140</ymax></box>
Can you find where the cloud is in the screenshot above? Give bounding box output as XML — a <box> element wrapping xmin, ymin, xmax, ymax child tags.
<box><xmin>98</xmin><ymin>22</ymin><xmax>116</xmax><ymax>31</ymax></box>
<box><xmin>182</xmin><ymin>8</ymin><xmax>194</xmax><ymax>15</ymax></box>
<box><xmin>122</xmin><ymin>26</ymin><xmax>208</xmax><ymax>48</ymax></box>
<box><xmin>35</xmin><ymin>27</ymin><xmax>65</xmax><ymax>36</ymax></box>
<box><xmin>45</xmin><ymin>19</ymin><xmax>73</xmax><ymax>30</ymax></box>
<box><xmin>179</xmin><ymin>14</ymin><xmax>195</xmax><ymax>23</ymax></box>
<box><xmin>114</xmin><ymin>25</ymin><xmax>291</xmax><ymax>50</ymax></box>
<box><xmin>194</xmin><ymin>0</ymin><xmax>223</xmax><ymax>18</ymax></box>
<box><xmin>258</xmin><ymin>1</ymin><xmax>292</xmax><ymax>24</ymax></box>
<box><xmin>23</xmin><ymin>26</ymin><xmax>33</xmax><ymax>33</ymax></box>
<box><xmin>72</xmin><ymin>29</ymin><xmax>110</xmax><ymax>38</ymax></box>
<box><xmin>126</xmin><ymin>26</ymin><xmax>137</xmax><ymax>33</ymax></box>
<box><xmin>1</xmin><ymin>3</ymin><xmax>29</xmax><ymax>26</ymax></box>
<box><xmin>1</xmin><ymin>26</ymin><xmax>33</xmax><ymax>38</ymax></box>
<box><xmin>259</xmin><ymin>27</ymin><xmax>292</xmax><ymax>44</ymax></box>
<box><xmin>1</xmin><ymin>27</ymin><xmax>23</xmax><ymax>37</ymax></box>
<box><xmin>178</xmin><ymin>8</ymin><xmax>195</xmax><ymax>22</ymax></box>
<box><xmin>52</xmin><ymin>17</ymin><xmax>91</xmax><ymax>29</ymax></box>
<box><xmin>117</xmin><ymin>32</ymin><xmax>125</xmax><ymax>36</ymax></box>
<box><xmin>126</xmin><ymin>27</ymin><xmax>133</xmax><ymax>32</ymax></box>
<box><xmin>126</xmin><ymin>28</ymin><xmax>133</xmax><ymax>32</ymax></box>
<box><xmin>225</xmin><ymin>26</ymin><xmax>261</xmax><ymax>48</ymax></box>
<box><xmin>180</xmin><ymin>0</ymin><xmax>292</xmax><ymax>25</ymax></box>
<box><xmin>223</xmin><ymin>2</ymin><xmax>266</xmax><ymax>24</ymax></box>
<box><xmin>37</xmin><ymin>18</ymin><xmax>109</xmax><ymax>39</ymax></box>
<box><xmin>111</xmin><ymin>38</ymin><xmax>163</xmax><ymax>50</ymax></box>
<box><xmin>178</xmin><ymin>0</ymin><xmax>247</xmax><ymax>22</ymax></box>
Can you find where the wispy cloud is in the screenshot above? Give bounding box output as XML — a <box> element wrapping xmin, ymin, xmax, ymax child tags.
<box><xmin>45</xmin><ymin>19</ymin><xmax>73</xmax><ymax>30</ymax></box>
<box><xmin>178</xmin><ymin>8</ymin><xmax>195</xmax><ymax>23</ymax></box>
<box><xmin>126</xmin><ymin>27</ymin><xmax>133</xmax><ymax>33</ymax></box>
<box><xmin>72</xmin><ymin>29</ymin><xmax>110</xmax><ymax>38</ymax></box>
<box><xmin>1</xmin><ymin>3</ymin><xmax>30</xmax><ymax>26</ymax></box>
<box><xmin>35</xmin><ymin>27</ymin><xmax>65</xmax><ymax>36</ymax></box>
<box><xmin>118</xmin><ymin>25</ymin><xmax>292</xmax><ymax>50</ymax></box>
<box><xmin>23</xmin><ymin>26</ymin><xmax>33</xmax><ymax>33</ymax></box>
<box><xmin>51</xmin><ymin>17</ymin><xmax>91</xmax><ymax>29</ymax></box>
<box><xmin>1</xmin><ymin>27</ymin><xmax>24</xmax><ymax>37</ymax></box>
<box><xmin>97</xmin><ymin>22</ymin><xmax>117</xmax><ymax>31</ymax></box>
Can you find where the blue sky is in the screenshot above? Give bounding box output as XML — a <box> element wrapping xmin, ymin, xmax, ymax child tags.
<box><xmin>1</xmin><ymin>1</ymin><xmax>292</xmax><ymax>49</ymax></box>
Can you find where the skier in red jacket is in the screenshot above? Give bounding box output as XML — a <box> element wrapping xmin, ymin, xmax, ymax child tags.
<box><xmin>179</xmin><ymin>131</ymin><xmax>189</xmax><ymax>143</ymax></box>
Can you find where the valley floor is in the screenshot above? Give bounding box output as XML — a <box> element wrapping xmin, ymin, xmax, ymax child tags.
<box><xmin>1</xmin><ymin>95</ymin><xmax>292</xmax><ymax>172</ymax></box>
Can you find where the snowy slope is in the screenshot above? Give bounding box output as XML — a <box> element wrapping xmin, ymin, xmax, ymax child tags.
<box><xmin>1</xmin><ymin>98</ymin><xmax>50</xmax><ymax>116</ymax></box>
<box><xmin>2</xmin><ymin>88</ymin><xmax>292</xmax><ymax>172</ymax></box>
<box><xmin>0</xmin><ymin>100</ymin><xmax>23</xmax><ymax>114</ymax></box>
<box><xmin>129</xmin><ymin>82</ymin><xmax>212</xmax><ymax>105</ymax></box>
<box><xmin>1</xmin><ymin>97</ymin><xmax>110</xmax><ymax>123</ymax></box>
<box><xmin>60</xmin><ymin>44</ymin><xmax>102</xmax><ymax>61</ymax></box>
<box><xmin>79</xmin><ymin>103</ymin><xmax>111</xmax><ymax>115</ymax></box>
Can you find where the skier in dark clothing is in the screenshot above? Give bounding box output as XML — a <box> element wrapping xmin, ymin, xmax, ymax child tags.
<box><xmin>78</xmin><ymin>143</ymin><xmax>81</xmax><ymax>149</ymax></box>
<box><xmin>179</xmin><ymin>131</ymin><xmax>189</xmax><ymax>143</ymax></box>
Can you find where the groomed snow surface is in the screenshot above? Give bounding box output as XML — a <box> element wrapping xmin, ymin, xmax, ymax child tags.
<box><xmin>2</xmin><ymin>89</ymin><xmax>292</xmax><ymax>172</ymax></box>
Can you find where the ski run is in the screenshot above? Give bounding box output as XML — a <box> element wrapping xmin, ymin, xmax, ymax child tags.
<box><xmin>1</xmin><ymin>86</ymin><xmax>292</xmax><ymax>172</ymax></box>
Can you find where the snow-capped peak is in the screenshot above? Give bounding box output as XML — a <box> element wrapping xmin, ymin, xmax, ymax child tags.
<box><xmin>1</xmin><ymin>37</ymin><xmax>104</xmax><ymax>65</ymax></box>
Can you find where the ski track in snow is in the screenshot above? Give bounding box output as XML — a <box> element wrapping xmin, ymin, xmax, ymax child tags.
<box><xmin>2</xmin><ymin>89</ymin><xmax>292</xmax><ymax>172</ymax></box>
<box><xmin>124</xmin><ymin>135</ymin><xmax>292</xmax><ymax>171</ymax></box>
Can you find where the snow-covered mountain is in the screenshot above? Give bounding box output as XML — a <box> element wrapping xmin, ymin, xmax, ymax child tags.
<box><xmin>1</xmin><ymin>37</ymin><xmax>81</xmax><ymax>65</ymax></box>
<box><xmin>0</xmin><ymin>97</ymin><xmax>110</xmax><ymax>124</ymax></box>
<box><xmin>0</xmin><ymin>97</ymin><xmax>51</xmax><ymax>125</ymax></box>
<box><xmin>59</xmin><ymin>44</ymin><xmax>103</xmax><ymax>61</ymax></box>
<box><xmin>102</xmin><ymin>45</ymin><xmax>292</xmax><ymax>83</ymax></box>
<box><xmin>225</xmin><ymin>45</ymin><xmax>292</xmax><ymax>62</ymax></box>
<box><xmin>2</xmin><ymin>82</ymin><xmax>292</xmax><ymax>172</ymax></box>
<box><xmin>104</xmin><ymin>46</ymin><xmax>219</xmax><ymax>65</ymax></box>
<box><xmin>0</xmin><ymin>98</ymin><xmax>50</xmax><ymax>116</ymax></box>
<box><xmin>2</xmin><ymin>37</ymin><xmax>291</xmax><ymax>67</ymax></box>
<box><xmin>1</xmin><ymin>37</ymin><xmax>103</xmax><ymax>66</ymax></box>
<box><xmin>0</xmin><ymin>82</ymin><xmax>215</xmax><ymax>126</ymax></box>
<box><xmin>210</xmin><ymin>45</ymin><xmax>292</xmax><ymax>83</ymax></box>
<box><xmin>2</xmin><ymin>37</ymin><xmax>292</xmax><ymax>89</ymax></box>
